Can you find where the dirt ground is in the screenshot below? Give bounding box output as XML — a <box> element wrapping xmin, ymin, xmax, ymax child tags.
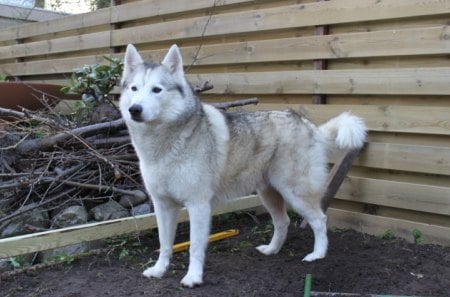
<box><xmin>1</xmin><ymin>213</ymin><xmax>449</xmax><ymax>297</ymax></box>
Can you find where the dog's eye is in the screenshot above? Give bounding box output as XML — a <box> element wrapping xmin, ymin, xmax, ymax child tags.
<box><xmin>152</xmin><ymin>87</ymin><xmax>162</xmax><ymax>94</ymax></box>
<box><xmin>131</xmin><ymin>86</ymin><xmax>138</xmax><ymax>92</ymax></box>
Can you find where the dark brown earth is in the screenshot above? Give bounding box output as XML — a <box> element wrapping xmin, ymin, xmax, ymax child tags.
<box><xmin>1</xmin><ymin>213</ymin><xmax>449</xmax><ymax>297</ymax></box>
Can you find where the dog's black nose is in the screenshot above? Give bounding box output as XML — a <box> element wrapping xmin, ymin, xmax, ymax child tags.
<box><xmin>129</xmin><ymin>104</ymin><xmax>142</xmax><ymax>116</ymax></box>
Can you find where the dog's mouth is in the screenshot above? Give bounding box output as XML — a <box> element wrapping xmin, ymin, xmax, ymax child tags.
<box><xmin>130</xmin><ymin>114</ymin><xmax>144</xmax><ymax>122</ymax></box>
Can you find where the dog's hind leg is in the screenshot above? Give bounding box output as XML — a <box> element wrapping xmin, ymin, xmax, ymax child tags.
<box><xmin>256</xmin><ymin>186</ymin><xmax>290</xmax><ymax>255</ymax></box>
<box><xmin>143</xmin><ymin>198</ymin><xmax>180</xmax><ymax>279</ymax></box>
<box><xmin>300</xmin><ymin>206</ymin><xmax>328</xmax><ymax>262</ymax></box>
<box><xmin>279</xmin><ymin>190</ymin><xmax>328</xmax><ymax>262</ymax></box>
<box><xmin>181</xmin><ymin>200</ymin><xmax>212</xmax><ymax>288</ymax></box>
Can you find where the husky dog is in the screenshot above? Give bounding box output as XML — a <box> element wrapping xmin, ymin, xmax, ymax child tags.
<box><xmin>120</xmin><ymin>44</ymin><xmax>366</xmax><ymax>287</ymax></box>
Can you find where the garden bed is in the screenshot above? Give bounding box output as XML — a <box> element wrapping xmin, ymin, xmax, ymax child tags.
<box><xmin>1</xmin><ymin>213</ymin><xmax>448</xmax><ymax>297</ymax></box>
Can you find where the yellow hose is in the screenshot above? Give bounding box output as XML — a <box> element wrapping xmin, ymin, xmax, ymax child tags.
<box><xmin>169</xmin><ymin>229</ymin><xmax>240</xmax><ymax>253</ymax></box>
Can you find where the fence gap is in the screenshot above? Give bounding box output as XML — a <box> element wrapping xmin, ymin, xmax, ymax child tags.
<box><xmin>312</xmin><ymin>0</ymin><xmax>329</xmax><ymax>105</ymax></box>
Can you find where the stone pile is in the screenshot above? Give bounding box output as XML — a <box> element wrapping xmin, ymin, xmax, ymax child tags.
<box><xmin>0</xmin><ymin>196</ymin><xmax>152</xmax><ymax>272</ymax></box>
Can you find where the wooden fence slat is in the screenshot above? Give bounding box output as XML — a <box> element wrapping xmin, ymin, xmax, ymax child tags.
<box><xmin>0</xmin><ymin>195</ymin><xmax>260</xmax><ymax>258</ymax></box>
<box><xmin>0</xmin><ymin>0</ymin><xmax>255</xmax><ymax>42</ymax></box>
<box><xmin>4</xmin><ymin>26</ymin><xmax>449</xmax><ymax>76</ymax></box>
<box><xmin>111</xmin><ymin>0</ymin><xmax>450</xmax><ymax>48</ymax></box>
<box><xmin>327</xmin><ymin>207</ymin><xmax>450</xmax><ymax>246</ymax></box>
<box><xmin>175</xmin><ymin>24</ymin><xmax>448</xmax><ymax>65</ymax></box>
<box><xmin>28</xmin><ymin>66</ymin><xmax>450</xmax><ymax>96</ymax></box>
<box><xmin>0</xmin><ymin>31</ymin><xmax>110</xmax><ymax>60</ymax></box>
<box><xmin>189</xmin><ymin>68</ymin><xmax>450</xmax><ymax>95</ymax></box>
<box><xmin>337</xmin><ymin>176</ymin><xmax>450</xmax><ymax>216</ymax></box>
<box><xmin>2</xmin><ymin>0</ymin><xmax>449</xmax><ymax>60</ymax></box>
<box><xmin>299</xmin><ymin>104</ymin><xmax>450</xmax><ymax>136</ymax></box>
<box><xmin>31</xmin><ymin>66</ymin><xmax>450</xmax><ymax>100</ymax></box>
<box><xmin>109</xmin><ymin>0</ymin><xmax>255</xmax><ymax>23</ymax></box>
<box><xmin>355</xmin><ymin>142</ymin><xmax>450</xmax><ymax>175</ymax></box>
<box><xmin>0</xmin><ymin>9</ymin><xmax>111</xmax><ymax>42</ymax></box>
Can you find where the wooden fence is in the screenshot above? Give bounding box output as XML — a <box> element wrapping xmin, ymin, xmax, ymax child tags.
<box><xmin>0</xmin><ymin>0</ymin><xmax>449</xmax><ymax>255</ymax></box>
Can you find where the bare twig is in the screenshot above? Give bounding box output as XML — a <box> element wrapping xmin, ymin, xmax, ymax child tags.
<box><xmin>16</xmin><ymin>118</ymin><xmax>126</xmax><ymax>153</ymax></box>
<box><xmin>0</xmin><ymin>107</ymin><xmax>56</xmax><ymax>126</ymax></box>
<box><xmin>52</xmin><ymin>178</ymin><xmax>146</xmax><ymax>198</ymax></box>
<box><xmin>213</xmin><ymin>98</ymin><xmax>258</xmax><ymax>110</ymax></box>
<box><xmin>185</xmin><ymin>0</ymin><xmax>220</xmax><ymax>73</ymax></box>
<box><xmin>194</xmin><ymin>81</ymin><xmax>214</xmax><ymax>93</ymax></box>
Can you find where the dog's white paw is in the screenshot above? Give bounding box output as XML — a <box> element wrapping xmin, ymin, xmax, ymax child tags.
<box><xmin>180</xmin><ymin>272</ymin><xmax>203</xmax><ymax>288</ymax></box>
<box><xmin>302</xmin><ymin>252</ymin><xmax>325</xmax><ymax>262</ymax></box>
<box><xmin>142</xmin><ymin>265</ymin><xmax>166</xmax><ymax>279</ymax></box>
<box><xmin>256</xmin><ymin>244</ymin><xmax>278</xmax><ymax>255</ymax></box>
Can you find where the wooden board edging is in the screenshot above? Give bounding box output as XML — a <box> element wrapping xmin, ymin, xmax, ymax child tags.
<box><xmin>0</xmin><ymin>195</ymin><xmax>260</xmax><ymax>258</ymax></box>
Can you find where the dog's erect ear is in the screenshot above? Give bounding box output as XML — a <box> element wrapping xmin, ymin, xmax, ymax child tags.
<box><xmin>123</xmin><ymin>44</ymin><xmax>143</xmax><ymax>79</ymax></box>
<box><xmin>161</xmin><ymin>44</ymin><xmax>184</xmax><ymax>78</ymax></box>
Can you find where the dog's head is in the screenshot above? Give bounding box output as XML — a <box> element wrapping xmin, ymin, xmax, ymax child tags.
<box><xmin>120</xmin><ymin>44</ymin><xmax>196</xmax><ymax>124</ymax></box>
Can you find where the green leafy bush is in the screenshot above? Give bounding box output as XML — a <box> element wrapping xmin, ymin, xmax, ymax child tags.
<box><xmin>61</xmin><ymin>56</ymin><xmax>123</xmax><ymax>103</ymax></box>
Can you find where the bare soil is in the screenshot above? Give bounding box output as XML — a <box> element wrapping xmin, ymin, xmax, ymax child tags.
<box><xmin>1</xmin><ymin>213</ymin><xmax>449</xmax><ymax>297</ymax></box>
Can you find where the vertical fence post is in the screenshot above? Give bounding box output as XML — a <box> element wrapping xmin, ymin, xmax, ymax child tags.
<box><xmin>14</xmin><ymin>38</ymin><xmax>25</xmax><ymax>81</ymax></box>
<box><xmin>312</xmin><ymin>0</ymin><xmax>329</xmax><ymax>105</ymax></box>
<box><xmin>110</xmin><ymin>0</ymin><xmax>122</xmax><ymax>54</ymax></box>
<box><xmin>110</xmin><ymin>0</ymin><xmax>122</xmax><ymax>101</ymax></box>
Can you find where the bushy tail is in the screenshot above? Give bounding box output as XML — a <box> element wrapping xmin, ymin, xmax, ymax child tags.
<box><xmin>319</xmin><ymin>112</ymin><xmax>367</xmax><ymax>151</ymax></box>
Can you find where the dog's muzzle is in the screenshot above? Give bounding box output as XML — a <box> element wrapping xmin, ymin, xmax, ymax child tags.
<box><xmin>129</xmin><ymin>104</ymin><xmax>144</xmax><ymax>122</ymax></box>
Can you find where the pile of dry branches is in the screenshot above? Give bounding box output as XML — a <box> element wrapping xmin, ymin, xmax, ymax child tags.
<box><xmin>0</xmin><ymin>94</ymin><xmax>257</xmax><ymax>226</ymax></box>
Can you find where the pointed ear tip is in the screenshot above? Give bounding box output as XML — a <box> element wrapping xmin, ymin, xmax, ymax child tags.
<box><xmin>169</xmin><ymin>44</ymin><xmax>181</xmax><ymax>53</ymax></box>
<box><xmin>126</xmin><ymin>44</ymin><xmax>136</xmax><ymax>51</ymax></box>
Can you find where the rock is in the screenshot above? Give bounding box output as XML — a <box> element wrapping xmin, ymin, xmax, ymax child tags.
<box><xmin>131</xmin><ymin>203</ymin><xmax>151</xmax><ymax>216</ymax></box>
<box><xmin>91</xmin><ymin>101</ymin><xmax>121</xmax><ymax>123</ymax></box>
<box><xmin>40</xmin><ymin>242</ymin><xmax>91</xmax><ymax>263</ymax></box>
<box><xmin>0</xmin><ymin>203</ymin><xmax>49</xmax><ymax>238</ymax></box>
<box><xmin>0</xmin><ymin>258</ymin><xmax>12</xmax><ymax>273</ymax></box>
<box><xmin>118</xmin><ymin>191</ymin><xmax>148</xmax><ymax>208</ymax></box>
<box><xmin>89</xmin><ymin>200</ymin><xmax>129</xmax><ymax>221</ymax></box>
<box><xmin>51</xmin><ymin>205</ymin><xmax>88</xmax><ymax>229</ymax></box>
<box><xmin>41</xmin><ymin>205</ymin><xmax>103</xmax><ymax>263</ymax></box>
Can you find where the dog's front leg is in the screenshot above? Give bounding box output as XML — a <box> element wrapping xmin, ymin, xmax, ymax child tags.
<box><xmin>181</xmin><ymin>201</ymin><xmax>212</xmax><ymax>288</ymax></box>
<box><xmin>143</xmin><ymin>198</ymin><xmax>180</xmax><ymax>279</ymax></box>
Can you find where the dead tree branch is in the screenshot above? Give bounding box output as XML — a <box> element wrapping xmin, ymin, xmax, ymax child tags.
<box><xmin>213</xmin><ymin>98</ymin><xmax>258</xmax><ymax>111</ymax></box>
<box><xmin>16</xmin><ymin>118</ymin><xmax>126</xmax><ymax>153</ymax></box>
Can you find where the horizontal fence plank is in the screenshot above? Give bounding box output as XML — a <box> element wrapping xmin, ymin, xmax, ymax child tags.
<box><xmin>0</xmin><ymin>9</ymin><xmax>111</xmax><ymax>42</ymax></box>
<box><xmin>0</xmin><ymin>0</ymin><xmax>255</xmax><ymax>42</ymax></box>
<box><xmin>190</xmin><ymin>68</ymin><xmax>450</xmax><ymax>95</ymax></box>
<box><xmin>0</xmin><ymin>31</ymin><xmax>110</xmax><ymax>60</ymax></box>
<box><xmin>112</xmin><ymin>0</ymin><xmax>450</xmax><ymax>46</ymax></box>
<box><xmin>355</xmin><ymin>142</ymin><xmax>450</xmax><ymax>175</ymax></box>
<box><xmin>109</xmin><ymin>0</ymin><xmax>255</xmax><ymax>23</ymax></box>
<box><xmin>0</xmin><ymin>195</ymin><xmax>260</xmax><ymax>258</ymax></box>
<box><xmin>327</xmin><ymin>207</ymin><xmax>450</xmax><ymax>246</ymax></box>
<box><xmin>1</xmin><ymin>55</ymin><xmax>108</xmax><ymax>77</ymax></box>
<box><xmin>2</xmin><ymin>0</ymin><xmax>449</xmax><ymax>60</ymax></box>
<box><xmin>3</xmin><ymin>26</ymin><xmax>449</xmax><ymax>76</ymax></box>
<box><xmin>20</xmin><ymin>67</ymin><xmax>450</xmax><ymax>96</ymax></box>
<box><xmin>337</xmin><ymin>176</ymin><xmax>450</xmax><ymax>216</ymax></box>
<box><xmin>300</xmin><ymin>104</ymin><xmax>450</xmax><ymax>135</ymax></box>
<box><xmin>178</xmin><ymin>26</ymin><xmax>450</xmax><ymax>65</ymax></box>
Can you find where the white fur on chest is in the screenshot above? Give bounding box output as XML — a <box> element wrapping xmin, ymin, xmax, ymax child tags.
<box><xmin>128</xmin><ymin>104</ymin><xmax>230</xmax><ymax>204</ymax></box>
